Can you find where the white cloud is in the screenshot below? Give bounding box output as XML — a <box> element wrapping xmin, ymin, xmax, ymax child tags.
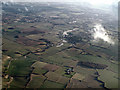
<box><xmin>91</xmin><ymin>24</ymin><xmax>114</xmax><ymax>45</ymax></box>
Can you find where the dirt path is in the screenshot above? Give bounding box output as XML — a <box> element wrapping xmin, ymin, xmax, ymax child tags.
<box><xmin>7</xmin><ymin>77</ymin><xmax>13</xmax><ymax>88</ymax></box>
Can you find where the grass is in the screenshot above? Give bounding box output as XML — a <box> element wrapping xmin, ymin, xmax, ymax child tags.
<box><xmin>3</xmin><ymin>38</ymin><xmax>37</xmax><ymax>58</ymax></box>
<box><xmin>64</xmin><ymin>49</ymin><xmax>118</xmax><ymax>74</ymax></box>
<box><xmin>10</xmin><ymin>77</ymin><xmax>28</xmax><ymax>88</ymax></box>
<box><xmin>76</xmin><ymin>55</ymin><xmax>118</xmax><ymax>73</ymax></box>
<box><xmin>26</xmin><ymin>34</ymin><xmax>43</xmax><ymax>40</ymax></box>
<box><xmin>40</xmin><ymin>80</ymin><xmax>65</xmax><ymax>88</ymax></box>
<box><xmin>45</xmin><ymin>71</ymin><xmax>69</xmax><ymax>84</ymax></box>
<box><xmin>44</xmin><ymin>49</ymin><xmax>113</xmax><ymax>69</ymax></box>
<box><xmin>72</xmin><ymin>73</ymin><xmax>85</xmax><ymax>80</ymax></box>
<box><xmin>66</xmin><ymin>52</ymin><xmax>117</xmax><ymax>69</ymax></box>
<box><xmin>42</xmin><ymin>53</ymin><xmax>74</xmax><ymax>66</ymax></box>
<box><xmin>97</xmin><ymin>69</ymin><xmax>118</xmax><ymax>88</ymax></box>
<box><xmin>35</xmin><ymin>22</ymin><xmax>53</xmax><ymax>31</ymax></box>
<box><xmin>54</xmin><ymin>67</ymin><xmax>66</xmax><ymax>75</ymax></box>
<box><xmin>32</xmin><ymin>68</ymin><xmax>48</xmax><ymax>75</ymax></box>
<box><xmin>41</xmin><ymin>46</ymin><xmax>61</xmax><ymax>58</ymax></box>
<box><xmin>27</xmin><ymin>74</ymin><xmax>46</xmax><ymax>88</ymax></box>
<box><xmin>7</xmin><ymin>59</ymin><xmax>34</xmax><ymax>77</ymax></box>
<box><xmin>41</xmin><ymin>43</ymin><xmax>70</xmax><ymax>59</ymax></box>
<box><xmin>31</xmin><ymin>61</ymin><xmax>47</xmax><ymax>68</ymax></box>
<box><xmin>42</xmin><ymin>64</ymin><xmax>59</xmax><ymax>71</ymax></box>
<box><xmin>88</xmin><ymin>44</ymin><xmax>118</xmax><ymax>59</ymax></box>
<box><xmin>74</xmin><ymin>66</ymin><xmax>96</xmax><ymax>76</ymax></box>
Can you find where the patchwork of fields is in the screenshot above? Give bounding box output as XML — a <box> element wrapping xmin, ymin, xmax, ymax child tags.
<box><xmin>2</xmin><ymin>2</ymin><xmax>118</xmax><ymax>89</ymax></box>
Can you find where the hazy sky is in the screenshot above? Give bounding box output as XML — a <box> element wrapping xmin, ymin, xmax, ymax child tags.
<box><xmin>2</xmin><ymin>0</ymin><xmax>119</xmax><ymax>6</ymax></box>
<box><xmin>2</xmin><ymin>0</ymin><xmax>119</xmax><ymax>3</ymax></box>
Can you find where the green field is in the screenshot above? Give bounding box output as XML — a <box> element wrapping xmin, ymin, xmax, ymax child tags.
<box><xmin>27</xmin><ymin>74</ymin><xmax>46</xmax><ymax>88</ymax></box>
<box><xmin>40</xmin><ymin>80</ymin><xmax>65</xmax><ymax>88</ymax></box>
<box><xmin>7</xmin><ymin>59</ymin><xmax>34</xmax><ymax>77</ymax></box>
<box><xmin>97</xmin><ymin>69</ymin><xmax>118</xmax><ymax>88</ymax></box>
<box><xmin>10</xmin><ymin>77</ymin><xmax>28</xmax><ymax>88</ymax></box>
<box><xmin>32</xmin><ymin>68</ymin><xmax>48</xmax><ymax>75</ymax></box>
<box><xmin>45</xmin><ymin>71</ymin><xmax>70</xmax><ymax>84</ymax></box>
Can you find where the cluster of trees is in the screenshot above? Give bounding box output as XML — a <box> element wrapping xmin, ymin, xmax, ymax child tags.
<box><xmin>77</xmin><ymin>61</ymin><xmax>108</xmax><ymax>69</ymax></box>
